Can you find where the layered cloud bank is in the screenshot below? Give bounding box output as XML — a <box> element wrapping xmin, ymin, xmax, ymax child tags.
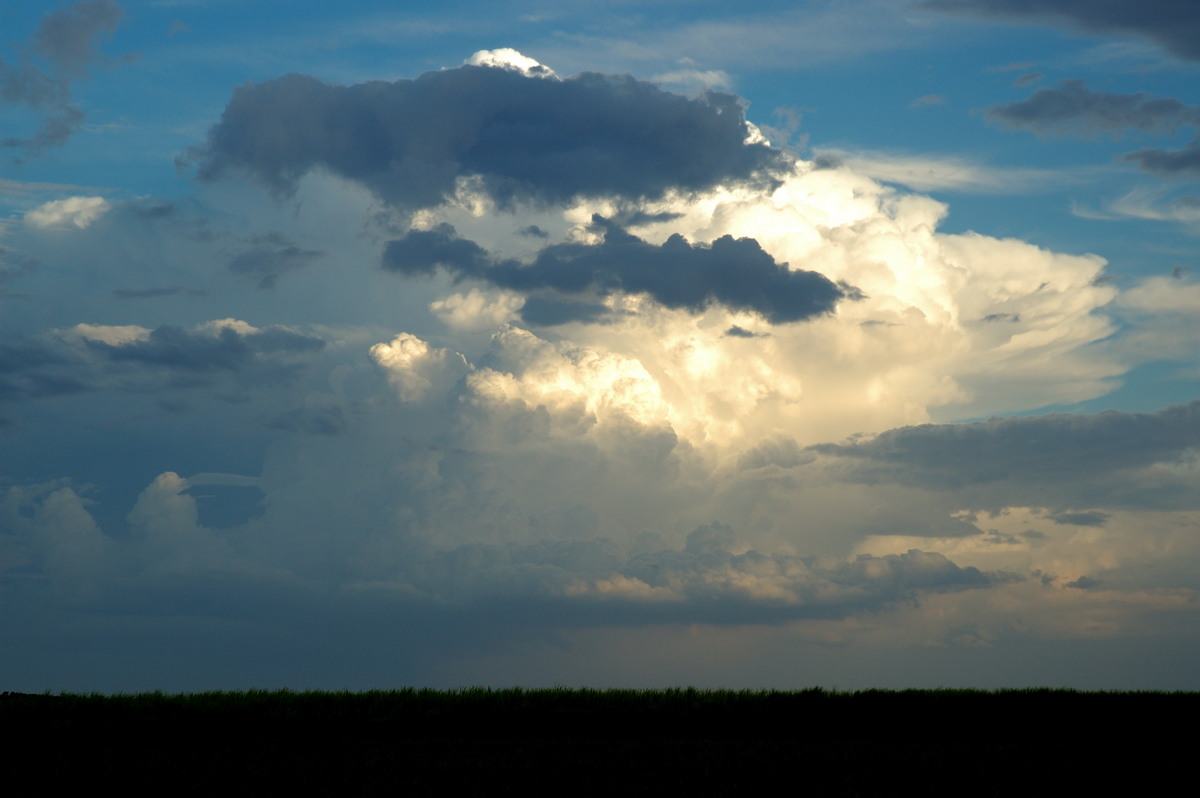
<box><xmin>5</xmin><ymin>48</ymin><xmax>1200</xmax><ymax>690</ymax></box>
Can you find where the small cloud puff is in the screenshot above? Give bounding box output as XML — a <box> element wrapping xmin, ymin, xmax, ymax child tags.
<box><xmin>24</xmin><ymin>195</ymin><xmax>109</xmax><ymax>228</ymax></box>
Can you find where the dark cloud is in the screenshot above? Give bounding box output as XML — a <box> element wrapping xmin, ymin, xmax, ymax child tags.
<box><xmin>382</xmin><ymin>224</ymin><xmax>490</xmax><ymax>278</ymax></box>
<box><xmin>94</xmin><ymin>324</ymin><xmax>324</xmax><ymax>372</ymax></box>
<box><xmin>0</xmin><ymin>0</ymin><xmax>124</xmax><ymax>156</ymax></box>
<box><xmin>0</xmin><ymin>339</ymin><xmax>87</xmax><ymax>400</ymax></box>
<box><xmin>1123</xmin><ymin>141</ymin><xmax>1200</xmax><ymax>178</ymax></box>
<box><xmin>194</xmin><ymin>64</ymin><xmax>788</xmax><ymax>209</ymax></box>
<box><xmin>369</xmin><ymin>527</ymin><xmax>994</xmax><ymax>626</ymax></box>
<box><xmin>724</xmin><ymin>325</ymin><xmax>763</xmax><ymax>338</ymax></box>
<box><xmin>100</xmin><ymin>326</ymin><xmax>252</xmax><ymax>372</ymax></box>
<box><xmin>1048</xmin><ymin>510</ymin><xmax>1110</xmax><ymax>527</ymax></box>
<box><xmin>988</xmin><ymin>80</ymin><xmax>1200</xmax><ymax>178</ymax></box>
<box><xmin>813</xmin><ymin>400</ymin><xmax>1200</xmax><ymax>507</ymax></box>
<box><xmin>383</xmin><ymin>218</ymin><xmax>847</xmax><ymax>324</ymax></box>
<box><xmin>519</xmin><ymin>296</ymin><xmax>612</xmax><ymax>326</ymax></box>
<box><xmin>922</xmin><ymin>0</ymin><xmax>1200</xmax><ymax>62</ymax></box>
<box><xmin>987</xmin><ymin>80</ymin><xmax>1200</xmax><ymax>134</ymax></box>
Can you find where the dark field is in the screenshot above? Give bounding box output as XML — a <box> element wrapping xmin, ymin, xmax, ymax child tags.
<box><xmin>6</xmin><ymin>687</ymin><xmax>1191</xmax><ymax>794</ymax></box>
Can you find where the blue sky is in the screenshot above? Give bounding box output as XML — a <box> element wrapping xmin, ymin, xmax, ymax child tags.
<box><xmin>4</xmin><ymin>0</ymin><xmax>1200</xmax><ymax>692</ymax></box>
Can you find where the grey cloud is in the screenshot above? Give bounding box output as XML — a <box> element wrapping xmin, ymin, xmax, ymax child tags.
<box><xmin>382</xmin><ymin>224</ymin><xmax>490</xmax><ymax>278</ymax></box>
<box><xmin>194</xmin><ymin>64</ymin><xmax>788</xmax><ymax>209</ymax></box>
<box><xmin>383</xmin><ymin>219</ymin><xmax>848</xmax><ymax>324</ymax></box>
<box><xmin>266</xmin><ymin>405</ymin><xmax>349</xmax><ymax>436</ymax></box>
<box><xmin>94</xmin><ymin>324</ymin><xmax>324</xmax><ymax>372</ymax></box>
<box><xmin>1049</xmin><ymin>510</ymin><xmax>1110</xmax><ymax>527</ymax></box>
<box><xmin>1123</xmin><ymin>140</ymin><xmax>1200</xmax><ymax>178</ymax></box>
<box><xmin>112</xmin><ymin>287</ymin><xmax>200</xmax><ymax>300</ymax></box>
<box><xmin>736</xmin><ymin>437</ymin><xmax>806</xmax><ymax>470</ymax></box>
<box><xmin>310</xmin><ymin>524</ymin><xmax>994</xmax><ymax>626</ymax></box>
<box><xmin>32</xmin><ymin>0</ymin><xmax>124</xmax><ymax>77</ymax></box>
<box><xmin>519</xmin><ymin>296</ymin><xmax>612</xmax><ymax>326</ymax></box>
<box><xmin>0</xmin><ymin>0</ymin><xmax>124</xmax><ymax>156</ymax></box>
<box><xmin>813</xmin><ymin>400</ymin><xmax>1200</xmax><ymax>508</ymax></box>
<box><xmin>922</xmin><ymin>0</ymin><xmax>1200</xmax><ymax>62</ymax></box>
<box><xmin>987</xmin><ymin>80</ymin><xmax>1200</xmax><ymax>134</ymax></box>
<box><xmin>598</xmin><ymin>538</ymin><xmax>991</xmax><ymax>624</ymax></box>
<box><xmin>228</xmin><ymin>236</ymin><xmax>325</xmax><ymax>290</ymax></box>
<box><xmin>1013</xmin><ymin>72</ymin><xmax>1041</xmax><ymax>88</ymax></box>
<box><xmin>0</xmin><ymin>339</ymin><xmax>87</xmax><ymax>401</ymax></box>
<box><xmin>1</xmin><ymin>247</ymin><xmax>41</xmax><ymax>296</ymax></box>
<box><xmin>988</xmin><ymin>80</ymin><xmax>1200</xmax><ymax>178</ymax></box>
<box><xmin>0</xmin><ymin>323</ymin><xmax>330</xmax><ymax>414</ymax></box>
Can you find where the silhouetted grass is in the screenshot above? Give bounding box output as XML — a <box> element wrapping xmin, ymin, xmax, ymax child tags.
<box><xmin>4</xmin><ymin>687</ymin><xmax>1192</xmax><ymax>794</ymax></box>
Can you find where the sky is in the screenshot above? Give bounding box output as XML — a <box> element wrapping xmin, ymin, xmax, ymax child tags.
<box><xmin>3</xmin><ymin>0</ymin><xmax>1200</xmax><ymax>693</ymax></box>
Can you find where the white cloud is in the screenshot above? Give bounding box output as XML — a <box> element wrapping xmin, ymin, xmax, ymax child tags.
<box><xmin>816</xmin><ymin>148</ymin><xmax>1082</xmax><ymax>193</ymax></box>
<box><xmin>24</xmin><ymin>196</ymin><xmax>110</xmax><ymax>229</ymax></box>
<box><xmin>430</xmin><ymin>289</ymin><xmax>523</xmax><ymax>330</ymax></box>
<box><xmin>1107</xmin><ymin>188</ymin><xmax>1200</xmax><ymax>228</ymax></box>
<box><xmin>464</xmin><ymin>48</ymin><xmax>556</xmax><ymax>78</ymax></box>
<box><xmin>370</xmin><ymin>332</ymin><xmax>468</xmax><ymax>402</ymax></box>
<box><xmin>68</xmin><ymin>322</ymin><xmax>151</xmax><ymax>345</ymax></box>
<box><xmin>650</xmin><ymin>68</ymin><xmax>733</xmax><ymax>92</ymax></box>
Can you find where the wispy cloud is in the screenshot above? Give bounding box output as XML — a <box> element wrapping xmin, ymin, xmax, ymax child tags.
<box><xmin>814</xmin><ymin>148</ymin><xmax>1088</xmax><ymax>193</ymax></box>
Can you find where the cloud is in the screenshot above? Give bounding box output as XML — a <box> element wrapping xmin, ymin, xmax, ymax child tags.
<box><xmin>817</xmin><ymin>148</ymin><xmax>1078</xmax><ymax>193</ymax></box>
<box><xmin>0</xmin><ymin>319</ymin><xmax>329</xmax><ymax>414</ymax></box>
<box><xmin>370</xmin><ymin>332</ymin><xmax>467</xmax><ymax>402</ymax></box>
<box><xmin>908</xmin><ymin>94</ymin><xmax>945</xmax><ymax>109</ymax></box>
<box><xmin>0</xmin><ymin>338</ymin><xmax>88</xmax><ymax>403</ymax></box>
<box><xmin>987</xmin><ymin>80</ymin><xmax>1200</xmax><ymax>135</ymax></box>
<box><xmin>464</xmin><ymin>48</ymin><xmax>556</xmax><ymax>78</ymax></box>
<box><xmin>922</xmin><ymin>0</ymin><xmax>1200</xmax><ymax>63</ymax></box>
<box><xmin>1123</xmin><ymin>141</ymin><xmax>1200</xmax><ymax>178</ymax></box>
<box><xmin>813</xmin><ymin>400</ymin><xmax>1200</xmax><ymax>510</ymax></box>
<box><xmin>227</xmin><ymin>233</ymin><xmax>325</xmax><ymax>289</ymax></box>
<box><xmin>650</xmin><ymin>68</ymin><xmax>733</xmax><ymax>93</ymax></box>
<box><xmin>988</xmin><ymin>80</ymin><xmax>1200</xmax><ymax>180</ymax></box>
<box><xmin>0</xmin><ymin>0</ymin><xmax>125</xmax><ymax>156</ymax></box>
<box><xmin>24</xmin><ymin>195</ymin><xmax>110</xmax><ymax>228</ymax></box>
<box><xmin>15</xmin><ymin>45</ymin><xmax>1200</xmax><ymax>689</ymax></box>
<box><xmin>382</xmin><ymin>218</ymin><xmax>848</xmax><ymax>324</ymax></box>
<box><xmin>193</xmin><ymin>56</ymin><xmax>788</xmax><ymax>209</ymax></box>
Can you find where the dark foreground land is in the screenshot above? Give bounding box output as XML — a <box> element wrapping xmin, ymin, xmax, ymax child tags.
<box><xmin>4</xmin><ymin>687</ymin><xmax>1192</xmax><ymax>794</ymax></box>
